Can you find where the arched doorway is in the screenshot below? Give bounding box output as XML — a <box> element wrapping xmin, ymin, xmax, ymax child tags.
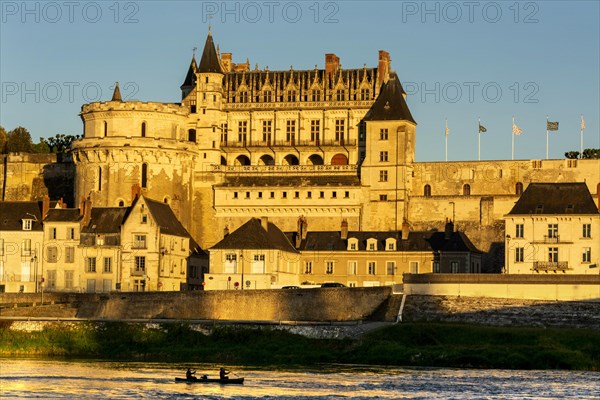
<box><xmin>283</xmin><ymin>154</ymin><xmax>299</xmax><ymax>166</ymax></box>
<box><xmin>308</xmin><ymin>154</ymin><xmax>324</xmax><ymax>165</ymax></box>
<box><xmin>220</xmin><ymin>156</ymin><xmax>227</xmax><ymax>166</ymax></box>
<box><xmin>235</xmin><ymin>155</ymin><xmax>251</xmax><ymax>166</ymax></box>
<box><xmin>259</xmin><ymin>154</ymin><xmax>275</xmax><ymax>165</ymax></box>
<box><xmin>331</xmin><ymin>154</ymin><xmax>348</xmax><ymax>165</ymax></box>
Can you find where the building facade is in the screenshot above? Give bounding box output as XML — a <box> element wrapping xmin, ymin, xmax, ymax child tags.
<box><xmin>504</xmin><ymin>183</ymin><xmax>600</xmax><ymax>274</ymax></box>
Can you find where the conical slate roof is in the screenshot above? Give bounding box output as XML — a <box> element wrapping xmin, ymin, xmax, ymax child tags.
<box><xmin>364</xmin><ymin>72</ymin><xmax>415</xmax><ymax>123</ymax></box>
<box><xmin>198</xmin><ymin>32</ymin><xmax>223</xmax><ymax>73</ymax></box>
<box><xmin>180</xmin><ymin>56</ymin><xmax>197</xmax><ymax>89</ymax></box>
<box><xmin>111</xmin><ymin>82</ymin><xmax>123</xmax><ymax>102</ymax></box>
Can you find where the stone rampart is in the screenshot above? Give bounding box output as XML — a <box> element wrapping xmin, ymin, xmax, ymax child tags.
<box><xmin>0</xmin><ymin>287</ymin><xmax>391</xmax><ymax>322</ymax></box>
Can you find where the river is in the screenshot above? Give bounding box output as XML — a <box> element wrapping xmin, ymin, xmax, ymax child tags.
<box><xmin>1</xmin><ymin>359</ymin><xmax>598</xmax><ymax>399</ymax></box>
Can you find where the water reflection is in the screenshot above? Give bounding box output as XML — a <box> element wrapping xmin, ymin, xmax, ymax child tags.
<box><xmin>1</xmin><ymin>359</ymin><xmax>598</xmax><ymax>399</ymax></box>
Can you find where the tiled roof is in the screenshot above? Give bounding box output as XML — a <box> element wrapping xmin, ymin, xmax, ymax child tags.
<box><xmin>82</xmin><ymin>207</ymin><xmax>128</xmax><ymax>234</ymax></box>
<box><xmin>219</xmin><ymin>175</ymin><xmax>361</xmax><ymax>187</ymax></box>
<box><xmin>364</xmin><ymin>72</ymin><xmax>416</xmax><ymax>123</ymax></box>
<box><xmin>44</xmin><ymin>208</ymin><xmax>82</xmax><ymax>222</ymax></box>
<box><xmin>507</xmin><ymin>183</ymin><xmax>599</xmax><ymax>215</ymax></box>
<box><xmin>211</xmin><ymin>218</ymin><xmax>299</xmax><ymax>253</ymax></box>
<box><xmin>290</xmin><ymin>229</ymin><xmax>481</xmax><ymax>254</ymax></box>
<box><xmin>0</xmin><ymin>201</ymin><xmax>43</xmax><ymax>231</ymax></box>
<box><xmin>181</xmin><ymin>56</ymin><xmax>197</xmax><ymax>89</ymax></box>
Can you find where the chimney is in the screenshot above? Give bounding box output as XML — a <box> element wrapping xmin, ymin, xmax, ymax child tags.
<box><xmin>377</xmin><ymin>50</ymin><xmax>391</xmax><ymax>87</ymax></box>
<box><xmin>401</xmin><ymin>219</ymin><xmax>410</xmax><ymax>240</ymax></box>
<box><xmin>221</xmin><ymin>53</ymin><xmax>232</xmax><ymax>73</ymax></box>
<box><xmin>261</xmin><ymin>216</ymin><xmax>269</xmax><ymax>231</ymax></box>
<box><xmin>301</xmin><ymin>217</ymin><xmax>308</xmax><ymax>240</ymax></box>
<box><xmin>83</xmin><ymin>196</ymin><xmax>92</xmax><ymax>226</ymax></box>
<box><xmin>79</xmin><ymin>195</ymin><xmax>86</xmax><ymax>216</ymax></box>
<box><xmin>42</xmin><ymin>195</ymin><xmax>50</xmax><ymax>220</ymax></box>
<box><xmin>131</xmin><ymin>183</ymin><xmax>141</xmax><ymax>204</ymax></box>
<box><xmin>224</xmin><ymin>225</ymin><xmax>229</xmax><ymax>237</ymax></box>
<box><xmin>340</xmin><ymin>219</ymin><xmax>348</xmax><ymax>240</ymax></box>
<box><xmin>325</xmin><ymin>53</ymin><xmax>340</xmax><ymax>76</ymax></box>
<box><xmin>444</xmin><ymin>219</ymin><xmax>454</xmax><ymax>240</ymax></box>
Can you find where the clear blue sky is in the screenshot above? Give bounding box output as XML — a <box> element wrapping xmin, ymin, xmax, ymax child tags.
<box><xmin>1</xmin><ymin>0</ymin><xmax>598</xmax><ymax>161</ymax></box>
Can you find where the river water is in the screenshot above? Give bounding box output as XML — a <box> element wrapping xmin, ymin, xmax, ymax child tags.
<box><xmin>1</xmin><ymin>359</ymin><xmax>598</xmax><ymax>399</ymax></box>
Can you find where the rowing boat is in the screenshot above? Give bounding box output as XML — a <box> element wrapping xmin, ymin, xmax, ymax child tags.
<box><xmin>175</xmin><ymin>377</ymin><xmax>244</xmax><ymax>384</ymax></box>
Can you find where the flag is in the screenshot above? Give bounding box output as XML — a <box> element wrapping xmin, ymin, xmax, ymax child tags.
<box><xmin>479</xmin><ymin>124</ymin><xmax>487</xmax><ymax>133</ymax></box>
<box><xmin>581</xmin><ymin>115</ymin><xmax>586</xmax><ymax>130</ymax></box>
<box><xmin>445</xmin><ymin>120</ymin><xmax>449</xmax><ymax>137</ymax></box>
<box><xmin>547</xmin><ymin>121</ymin><xmax>559</xmax><ymax>131</ymax></box>
<box><xmin>512</xmin><ymin>122</ymin><xmax>522</xmax><ymax>136</ymax></box>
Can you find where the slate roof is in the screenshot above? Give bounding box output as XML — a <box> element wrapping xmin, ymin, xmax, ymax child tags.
<box><xmin>82</xmin><ymin>207</ymin><xmax>128</xmax><ymax>234</ymax></box>
<box><xmin>198</xmin><ymin>32</ymin><xmax>223</xmax><ymax>73</ymax></box>
<box><xmin>44</xmin><ymin>208</ymin><xmax>82</xmax><ymax>222</ymax></box>
<box><xmin>143</xmin><ymin>197</ymin><xmax>190</xmax><ymax>238</ymax></box>
<box><xmin>507</xmin><ymin>183</ymin><xmax>599</xmax><ymax>215</ymax></box>
<box><xmin>363</xmin><ymin>72</ymin><xmax>416</xmax><ymax>123</ymax></box>
<box><xmin>291</xmin><ymin>230</ymin><xmax>482</xmax><ymax>254</ymax></box>
<box><xmin>211</xmin><ymin>218</ymin><xmax>299</xmax><ymax>253</ymax></box>
<box><xmin>0</xmin><ymin>201</ymin><xmax>43</xmax><ymax>231</ymax></box>
<box><xmin>218</xmin><ymin>175</ymin><xmax>361</xmax><ymax>188</ymax></box>
<box><xmin>181</xmin><ymin>56</ymin><xmax>197</xmax><ymax>89</ymax></box>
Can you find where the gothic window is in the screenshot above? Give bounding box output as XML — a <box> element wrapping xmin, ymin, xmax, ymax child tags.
<box><xmin>239</xmin><ymin>91</ymin><xmax>248</xmax><ymax>103</ymax></box>
<box><xmin>463</xmin><ymin>184</ymin><xmax>471</xmax><ymax>196</ymax></box>
<box><xmin>287</xmin><ymin>90</ymin><xmax>296</xmax><ymax>102</ymax></box>
<box><xmin>360</xmin><ymin>88</ymin><xmax>370</xmax><ymax>100</ymax></box>
<box><xmin>141</xmin><ymin>122</ymin><xmax>146</xmax><ymax>137</ymax></box>
<box><xmin>336</xmin><ymin>89</ymin><xmax>344</xmax><ymax>101</ymax></box>
<box><xmin>335</xmin><ymin>119</ymin><xmax>345</xmax><ymax>142</ymax></box>
<box><xmin>262</xmin><ymin>120</ymin><xmax>272</xmax><ymax>143</ymax></box>
<box><xmin>311</xmin><ymin>90</ymin><xmax>321</xmax><ymax>101</ymax></box>
<box><xmin>424</xmin><ymin>184</ymin><xmax>431</xmax><ymax>197</ymax></box>
<box><xmin>264</xmin><ymin>90</ymin><xmax>272</xmax><ymax>102</ymax></box>
<box><xmin>238</xmin><ymin>121</ymin><xmax>248</xmax><ymax>143</ymax></box>
<box><xmin>286</xmin><ymin>120</ymin><xmax>296</xmax><ymax>143</ymax></box>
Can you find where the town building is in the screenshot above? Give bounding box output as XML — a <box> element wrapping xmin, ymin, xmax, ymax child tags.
<box><xmin>504</xmin><ymin>183</ymin><xmax>600</xmax><ymax>274</ymax></box>
<box><xmin>204</xmin><ymin>217</ymin><xmax>482</xmax><ymax>290</ymax></box>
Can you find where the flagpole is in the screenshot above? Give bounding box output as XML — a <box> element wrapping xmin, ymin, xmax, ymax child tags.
<box><xmin>580</xmin><ymin>114</ymin><xmax>584</xmax><ymax>157</ymax></box>
<box><xmin>445</xmin><ymin>118</ymin><xmax>448</xmax><ymax>162</ymax></box>
<box><xmin>546</xmin><ymin>115</ymin><xmax>549</xmax><ymax>160</ymax></box>
<box><xmin>478</xmin><ymin>118</ymin><xmax>481</xmax><ymax>161</ymax></box>
<box><xmin>512</xmin><ymin>117</ymin><xmax>515</xmax><ymax>160</ymax></box>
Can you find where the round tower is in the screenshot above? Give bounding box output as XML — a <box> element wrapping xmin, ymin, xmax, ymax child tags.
<box><xmin>72</xmin><ymin>83</ymin><xmax>197</xmax><ymax>229</ymax></box>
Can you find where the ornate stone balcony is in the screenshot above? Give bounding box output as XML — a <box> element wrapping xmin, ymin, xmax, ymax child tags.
<box><xmin>221</xmin><ymin>139</ymin><xmax>357</xmax><ymax>148</ymax></box>
<box><xmin>533</xmin><ymin>261</ymin><xmax>569</xmax><ymax>272</ymax></box>
<box><xmin>211</xmin><ymin>164</ymin><xmax>358</xmax><ymax>174</ymax></box>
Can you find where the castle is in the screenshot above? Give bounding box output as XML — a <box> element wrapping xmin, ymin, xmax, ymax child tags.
<box><xmin>5</xmin><ymin>31</ymin><xmax>600</xmax><ymax>272</ymax></box>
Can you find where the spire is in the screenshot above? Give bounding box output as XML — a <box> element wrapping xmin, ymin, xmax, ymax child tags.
<box><xmin>180</xmin><ymin>54</ymin><xmax>197</xmax><ymax>89</ymax></box>
<box><xmin>198</xmin><ymin>31</ymin><xmax>223</xmax><ymax>73</ymax></box>
<box><xmin>111</xmin><ymin>81</ymin><xmax>123</xmax><ymax>102</ymax></box>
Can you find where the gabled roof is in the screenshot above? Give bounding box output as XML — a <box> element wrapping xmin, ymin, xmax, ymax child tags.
<box><xmin>291</xmin><ymin>229</ymin><xmax>482</xmax><ymax>254</ymax></box>
<box><xmin>363</xmin><ymin>72</ymin><xmax>416</xmax><ymax>123</ymax></box>
<box><xmin>180</xmin><ymin>56</ymin><xmax>197</xmax><ymax>89</ymax></box>
<box><xmin>198</xmin><ymin>32</ymin><xmax>223</xmax><ymax>74</ymax></box>
<box><xmin>507</xmin><ymin>183</ymin><xmax>599</xmax><ymax>215</ymax></box>
<box><xmin>82</xmin><ymin>207</ymin><xmax>128</xmax><ymax>234</ymax></box>
<box><xmin>211</xmin><ymin>218</ymin><xmax>299</xmax><ymax>253</ymax></box>
<box><xmin>143</xmin><ymin>197</ymin><xmax>190</xmax><ymax>238</ymax></box>
<box><xmin>45</xmin><ymin>208</ymin><xmax>82</xmax><ymax>222</ymax></box>
<box><xmin>0</xmin><ymin>201</ymin><xmax>43</xmax><ymax>231</ymax></box>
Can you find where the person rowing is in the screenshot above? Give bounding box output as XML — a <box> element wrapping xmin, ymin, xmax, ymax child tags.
<box><xmin>219</xmin><ymin>367</ymin><xmax>230</xmax><ymax>380</ymax></box>
<box><xmin>186</xmin><ymin>368</ymin><xmax>196</xmax><ymax>380</ymax></box>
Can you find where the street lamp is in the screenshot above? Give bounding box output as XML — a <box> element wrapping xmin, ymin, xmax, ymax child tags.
<box><xmin>31</xmin><ymin>254</ymin><xmax>38</xmax><ymax>293</ymax></box>
<box><xmin>240</xmin><ymin>253</ymin><xmax>244</xmax><ymax>290</ymax></box>
<box><xmin>505</xmin><ymin>234</ymin><xmax>511</xmax><ymax>274</ymax></box>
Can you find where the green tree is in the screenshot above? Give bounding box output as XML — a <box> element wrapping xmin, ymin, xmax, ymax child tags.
<box><xmin>564</xmin><ymin>151</ymin><xmax>579</xmax><ymax>159</ymax></box>
<box><xmin>32</xmin><ymin>139</ymin><xmax>50</xmax><ymax>154</ymax></box>
<box><xmin>42</xmin><ymin>133</ymin><xmax>79</xmax><ymax>153</ymax></box>
<box><xmin>6</xmin><ymin>126</ymin><xmax>33</xmax><ymax>153</ymax></box>
<box><xmin>581</xmin><ymin>148</ymin><xmax>600</xmax><ymax>159</ymax></box>
<box><xmin>0</xmin><ymin>126</ymin><xmax>7</xmax><ymax>153</ymax></box>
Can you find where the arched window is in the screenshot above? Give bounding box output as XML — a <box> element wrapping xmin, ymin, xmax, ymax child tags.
<box><xmin>163</xmin><ymin>196</ymin><xmax>169</xmax><ymax>204</ymax></box>
<box><xmin>515</xmin><ymin>182</ymin><xmax>524</xmax><ymax>195</ymax></box>
<box><xmin>103</xmin><ymin>121</ymin><xmax>108</xmax><ymax>137</ymax></box>
<box><xmin>463</xmin><ymin>184</ymin><xmax>471</xmax><ymax>196</ymax></box>
<box><xmin>141</xmin><ymin>163</ymin><xmax>148</xmax><ymax>188</ymax></box>
<box><xmin>424</xmin><ymin>184</ymin><xmax>431</xmax><ymax>197</ymax></box>
<box><xmin>98</xmin><ymin>167</ymin><xmax>102</xmax><ymax>191</ymax></box>
<box><xmin>141</xmin><ymin>122</ymin><xmax>146</xmax><ymax>137</ymax></box>
<box><xmin>118</xmin><ymin>200</ymin><xmax>125</xmax><ymax>207</ymax></box>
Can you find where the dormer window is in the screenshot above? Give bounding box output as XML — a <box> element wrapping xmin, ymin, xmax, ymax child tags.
<box><xmin>386</xmin><ymin>238</ymin><xmax>396</xmax><ymax>251</ymax></box>
<box><xmin>347</xmin><ymin>238</ymin><xmax>359</xmax><ymax>251</ymax></box>
<box><xmin>22</xmin><ymin>219</ymin><xmax>33</xmax><ymax>230</ymax></box>
<box><xmin>367</xmin><ymin>238</ymin><xmax>378</xmax><ymax>251</ymax></box>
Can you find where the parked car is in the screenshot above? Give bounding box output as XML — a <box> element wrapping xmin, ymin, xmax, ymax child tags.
<box><xmin>320</xmin><ymin>282</ymin><xmax>346</xmax><ymax>288</ymax></box>
<box><xmin>281</xmin><ymin>285</ymin><xmax>301</xmax><ymax>289</ymax></box>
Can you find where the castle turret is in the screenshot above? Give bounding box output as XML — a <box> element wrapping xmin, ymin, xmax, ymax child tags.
<box><xmin>180</xmin><ymin>55</ymin><xmax>197</xmax><ymax>100</ymax></box>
